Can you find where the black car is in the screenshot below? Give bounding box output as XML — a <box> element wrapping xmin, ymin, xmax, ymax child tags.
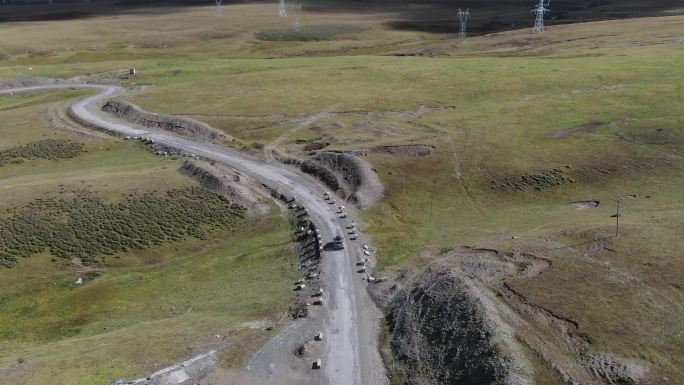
<box><xmin>333</xmin><ymin>235</ymin><xmax>344</xmax><ymax>250</ymax></box>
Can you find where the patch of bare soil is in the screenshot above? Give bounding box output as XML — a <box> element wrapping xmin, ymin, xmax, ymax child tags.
<box><xmin>102</xmin><ymin>98</ymin><xmax>230</xmax><ymax>142</ymax></box>
<box><xmin>347</xmin><ymin>144</ymin><xmax>436</xmax><ymax>157</ymax></box>
<box><xmin>179</xmin><ymin>160</ymin><xmax>270</xmax><ymax>217</ymax></box>
<box><xmin>550</xmin><ymin>121</ymin><xmax>603</xmax><ymax>139</ymax></box>
<box><xmin>571</xmin><ymin>200</ymin><xmax>600</xmax><ymax>210</ymax></box>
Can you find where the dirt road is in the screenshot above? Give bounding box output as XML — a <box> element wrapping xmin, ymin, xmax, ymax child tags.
<box><xmin>1</xmin><ymin>84</ymin><xmax>387</xmax><ymax>385</ymax></box>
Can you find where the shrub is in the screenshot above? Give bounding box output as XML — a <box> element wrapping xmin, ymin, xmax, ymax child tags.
<box><xmin>0</xmin><ymin>139</ymin><xmax>84</xmax><ymax>167</ymax></box>
<box><xmin>0</xmin><ymin>187</ymin><xmax>246</xmax><ymax>267</ymax></box>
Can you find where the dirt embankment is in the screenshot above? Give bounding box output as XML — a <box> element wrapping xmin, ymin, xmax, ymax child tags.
<box><xmin>301</xmin><ymin>152</ymin><xmax>384</xmax><ymax>208</ymax></box>
<box><xmin>288</xmin><ymin>204</ymin><xmax>323</xmax><ymax>320</ymax></box>
<box><xmin>375</xmin><ymin>247</ymin><xmax>650</xmax><ymax>385</ymax></box>
<box><xmin>179</xmin><ymin>161</ymin><xmax>269</xmax><ymax>217</ymax></box>
<box><xmin>385</xmin><ymin>263</ymin><xmax>528</xmax><ymax>385</ymax></box>
<box><xmin>348</xmin><ymin>144</ymin><xmax>436</xmax><ymax>157</ymax></box>
<box><xmin>285</xmin><ymin>151</ymin><xmax>384</xmax><ymax>208</ymax></box>
<box><xmin>102</xmin><ymin>98</ymin><xmax>230</xmax><ymax>142</ymax></box>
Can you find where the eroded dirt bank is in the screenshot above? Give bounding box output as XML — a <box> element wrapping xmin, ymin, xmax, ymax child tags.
<box><xmin>285</xmin><ymin>151</ymin><xmax>384</xmax><ymax>208</ymax></box>
<box><xmin>386</xmin><ymin>263</ymin><xmax>527</xmax><ymax>385</ymax></box>
<box><xmin>179</xmin><ymin>160</ymin><xmax>270</xmax><ymax>216</ymax></box>
<box><xmin>374</xmin><ymin>247</ymin><xmax>651</xmax><ymax>385</ymax></box>
<box><xmin>102</xmin><ymin>98</ymin><xmax>230</xmax><ymax>142</ymax></box>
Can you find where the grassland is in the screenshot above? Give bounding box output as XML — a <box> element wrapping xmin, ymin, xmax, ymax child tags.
<box><xmin>0</xmin><ymin>1</ymin><xmax>682</xmax><ymax>384</ymax></box>
<box><xmin>0</xmin><ymin>92</ymin><xmax>298</xmax><ymax>384</ymax></box>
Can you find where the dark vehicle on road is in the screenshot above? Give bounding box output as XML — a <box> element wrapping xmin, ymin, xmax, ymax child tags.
<box><xmin>333</xmin><ymin>234</ymin><xmax>344</xmax><ymax>250</ymax></box>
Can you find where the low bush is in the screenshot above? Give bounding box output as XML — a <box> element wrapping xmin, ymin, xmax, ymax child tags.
<box><xmin>0</xmin><ymin>187</ymin><xmax>246</xmax><ymax>267</ymax></box>
<box><xmin>0</xmin><ymin>139</ymin><xmax>84</xmax><ymax>166</ymax></box>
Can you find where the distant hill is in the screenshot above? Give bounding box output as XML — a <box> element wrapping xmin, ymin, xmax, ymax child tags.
<box><xmin>1</xmin><ymin>0</ymin><xmax>682</xmax><ymax>35</ymax></box>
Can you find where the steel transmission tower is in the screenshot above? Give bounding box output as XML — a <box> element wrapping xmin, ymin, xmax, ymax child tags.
<box><xmin>215</xmin><ymin>0</ymin><xmax>223</xmax><ymax>16</ymax></box>
<box><xmin>532</xmin><ymin>0</ymin><xmax>550</xmax><ymax>33</ymax></box>
<box><xmin>279</xmin><ymin>0</ymin><xmax>287</xmax><ymax>17</ymax></box>
<box><xmin>457</xmin><ymin>8</ymin><xmax>470</xmax><ymax>40</ymax></box>
<box><xmin>293</xmin><ymin>4</ymin><xmax>302</xmax><ymax>31</ymax></box>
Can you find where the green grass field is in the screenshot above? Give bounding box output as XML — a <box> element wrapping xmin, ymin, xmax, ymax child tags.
<box><xmin>0</xmin><ymin>94</ymin><xmax>298</xmax><ymax>384</ymax></box>
<box><xmin>0</xmin><ymin>1</ymin><xmax>682</xmax><ymax>383</ymax></box>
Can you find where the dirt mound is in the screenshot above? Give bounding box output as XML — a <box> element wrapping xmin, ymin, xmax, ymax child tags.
<box><xmin>348</xmin><ymin>144</ymin><xmax>436</xmax><ymax>157</ymax></box>
<box><xmin>386</xmin><ymin>263</ymin><xmax>527</xmax><ymax>385</ymax></box>
<box><xmin>102</xmin><ymin>98</ymin><xmax>230</xmax><ymax>142</ymax></box>
<box><xmin>179</xmin><ymin>161</ymin><xmax>269</xmax><ymax>216</ymax></box>
<box><xmin>0</xmin><ymin>77</ymin><xmax>64</xmax><ymax>90</ymax></box>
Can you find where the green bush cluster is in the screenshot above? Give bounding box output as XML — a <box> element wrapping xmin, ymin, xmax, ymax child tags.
<box><xmin>255</xmin><ymin>24</ymin><xmax>365</xmax><ymax>41</ymax></box>
<box><xmin>0</xmin><ymin>187</ymin><xmax>245</xmax><ymax>267</ymax></box>
<box><xmin>0</xmin><ymin>139</ymin><xmax>84</xmax><ymax>166</ymax></box>
<box><xmin>490</xmin><ymin>168</ymin><xmax>576</xmax><ymax>191</ymax></box>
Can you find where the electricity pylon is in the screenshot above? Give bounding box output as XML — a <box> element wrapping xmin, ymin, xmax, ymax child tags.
<box><xmin>532</xmin><ymin>0</ymin><xmax>550</xmax><ymax>33</ymax></box>
<box><xmin>457</xmin><ymin>8</ymin><xmax>470</xmax><ymax>40</ymax></box>
<box><xmin>279</xmin><ymin>0</ymin><xmax>287</xmax><ymax>17</ymax></box>
<box><xmin>293</xmin><ymin>4</ymin><xmax>302</xmax><ymax>31</ymax></box>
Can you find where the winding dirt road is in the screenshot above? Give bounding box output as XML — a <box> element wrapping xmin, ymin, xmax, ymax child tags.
<box><xmin>0</xmin><ymin>84</ymin><xmax>386</xmax><ymax>385</ymax></box>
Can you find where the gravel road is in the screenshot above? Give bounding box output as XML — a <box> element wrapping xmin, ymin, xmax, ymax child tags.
<box><xmin>1</xmin><ymin>84</ymin><xmax>387</xmax><ymax>385</ymax></box>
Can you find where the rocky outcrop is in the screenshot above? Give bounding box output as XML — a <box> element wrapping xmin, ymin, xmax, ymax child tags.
<box><xmin>179</xmin><ymin>161</ymin><xmax>268</xmax><ymax>216</ymax></box>
<box><xmin>386</xmin><ymin>263</ymin><xmax>527</xmax><ymax>385</ymax></box>
<box><xmin>102</xmin><ymin>98</ymin><xmax>230</xmax><ymax>142</ymax></box>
